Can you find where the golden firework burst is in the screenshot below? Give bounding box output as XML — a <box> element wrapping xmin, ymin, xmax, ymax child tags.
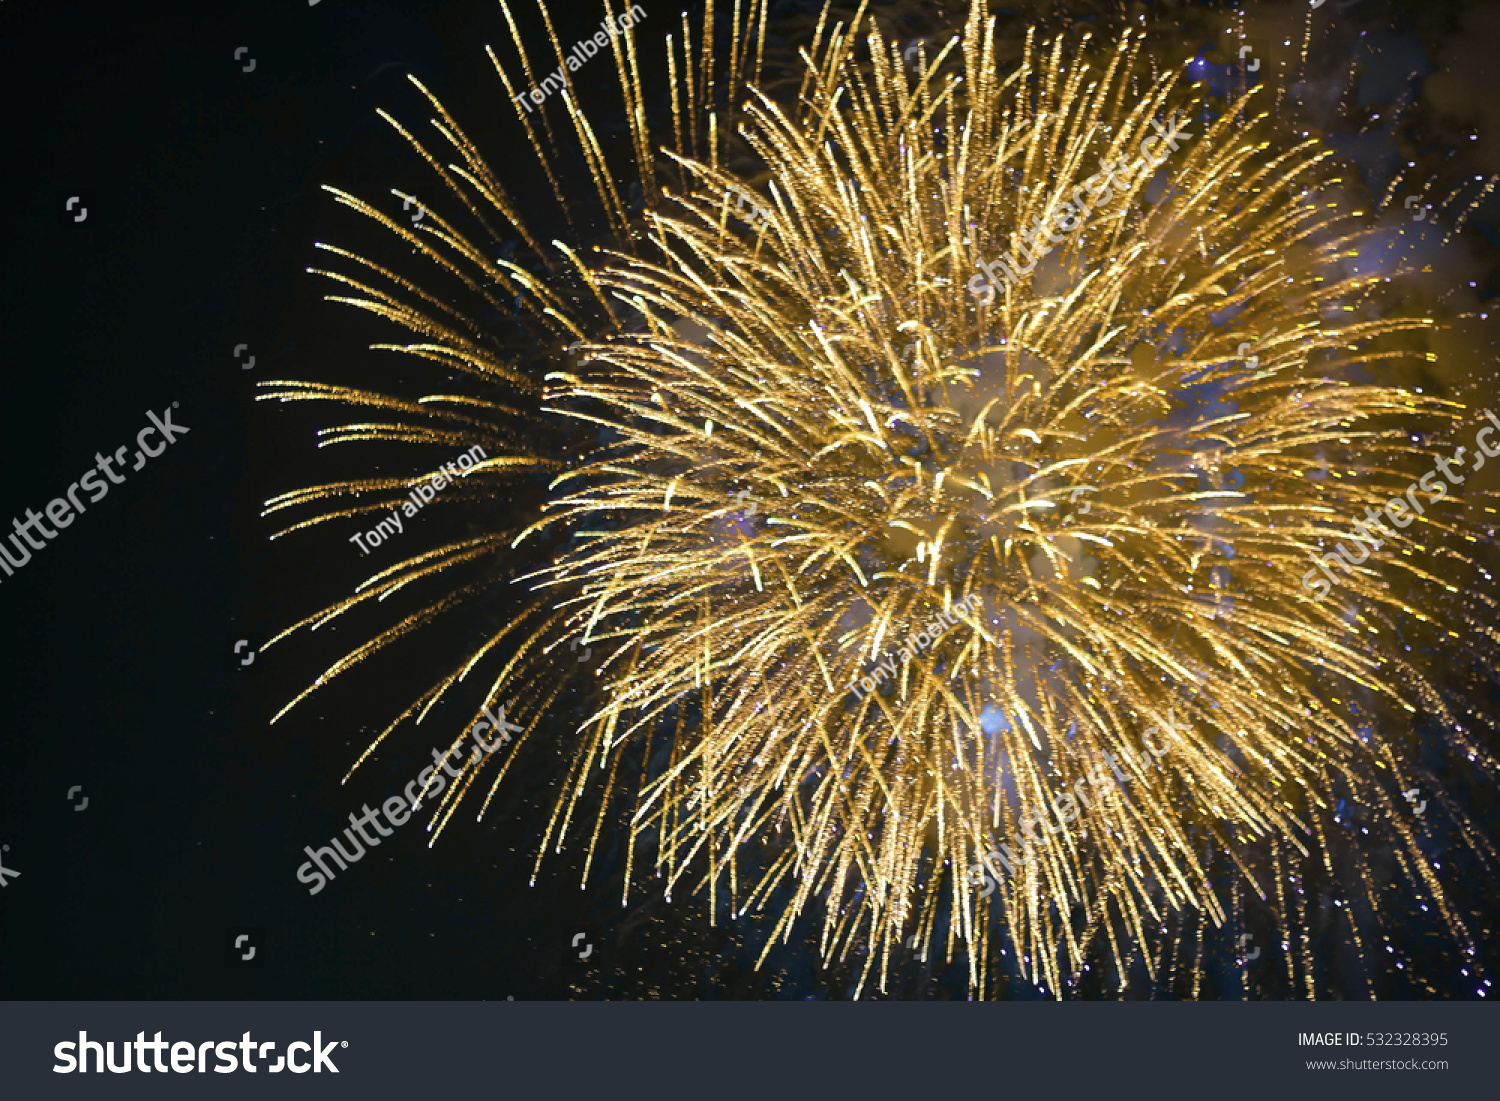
<box><xmin>262</xmin><ymin>1</ymin><xmax>1499</xmax><ymax>999</ymax></box>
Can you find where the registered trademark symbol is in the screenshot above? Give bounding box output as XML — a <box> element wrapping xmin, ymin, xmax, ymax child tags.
<box><xmin>341</xmin><ymin>1041</ymin><xmax>348</xmax><ymax>1047</ymax></box>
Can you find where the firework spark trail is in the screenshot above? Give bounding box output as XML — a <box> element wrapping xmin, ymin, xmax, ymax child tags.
<box><xmin>261</xmin><ymin>1</ymin><xmax>1499</xmax><ymax>998</ymax></box>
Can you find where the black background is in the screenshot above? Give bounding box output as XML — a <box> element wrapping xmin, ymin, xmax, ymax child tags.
<box><xmin>3</xmin><ymin>0</ymin><xmax>1500</xmax><ymax>1005</ymax></box>
<box><xmin>0</xmin><ymin>0</ymin><xmax>778</xmax><ymax>1001</ymax></box>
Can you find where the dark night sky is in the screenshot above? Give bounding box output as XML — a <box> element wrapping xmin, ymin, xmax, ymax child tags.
<box><xmin>0</xmin><ymin>0</ymin><xmax>755</xmax><ymax>1001</ymax></box>
<box><xmin>2</xmin><ymin>0</ymin><xmax>1498</xmax><ymax>1002</ymax></box>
